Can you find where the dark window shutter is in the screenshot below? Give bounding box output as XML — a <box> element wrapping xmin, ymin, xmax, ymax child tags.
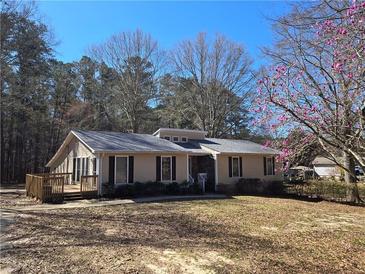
<box><xmin>263</xmin><ymin>157</ymin><xmax>267</xmax><ymax>176</ymax></box>
<box><xmin>228</xmin><ymin>157</ymin><xmax>232</xmax><ymax>177</ymax></box>
<box><xmin>172</xmin><ymin>156</ymin><xmax>176</xmax><ymax>181</ymax></box>
<box><xmin>156</xmin><ymin>156</ymin><xmax>161</xmax><ymax>181</ymax></box>
<box><xmin>72</xmin><ymin>158</ymin><xmax>76</xmax><ymax>181</ymax></box>
<box><xmin>93</xmin><ymin>158</ymin><xmax>97</xmax><ymax>175</ymax></box>
<box><xmin>109</xmin><ymin>156</ymin><xmax>115</xmax><ymax>184</ymax></box>
<box><xmin>128</xmin><ymin>156</ymin><xmax>134</xmax><ymax>183</ymax></box>
<box><xmin>272</xmin><ymin>156</ymin><xmax>275</xmax><ymax>175</ymax></box>
<box><xmin>85</xmin><ymin>158</ymin><xmax>89</xmax><ymax>175</ymax></box>
<box><xmin>239</xmin><ymin>157</ymin><xmax>243</xmax><ymax>177</ymax></box>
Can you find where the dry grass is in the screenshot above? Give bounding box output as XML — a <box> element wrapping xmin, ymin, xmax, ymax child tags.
<box><xmin>1</xmin><ymin>196</ymin><xmax>365</xmax><ymax>273</ymax></box>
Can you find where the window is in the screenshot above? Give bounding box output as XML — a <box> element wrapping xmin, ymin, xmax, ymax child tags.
<box><xmin>73</xmin><ymin>157</ymin><xmax>89</xmax><ymax>182</ymax></box>
<box><xmin>172</xmin><ymin>136</ymin><xmax>179</xmax><ymax>142</ymax></box>
<box><xmin>163</xmin><ymin>136</ymin><xmax>171</xmax><ymax>141</ymax></box>
<box><xmin>115</xmin><ymin>156</ymin><xmax>128</xmax><ymax>184</ymax></box>
<box><xmin>232</xmin><ymin>157</ymin><xmax>240</xmax><ymax>177</ymax></box>
<box><xmin>161</xmin><ymin>156</ymin><xmax>172</xmax><ymax>181</ymax></box>
<box><xmin>181</xmin><ymin>137</ymin><xmax>188</xmax><ymax>142</ymax></box>
<box><xmin>265</xmin><ymin>157</ymin><xmax>274</xmax><ymax>176</ymax></box>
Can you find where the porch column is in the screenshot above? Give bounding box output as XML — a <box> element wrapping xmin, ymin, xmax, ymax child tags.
<box><xmin>96</xmin><ymin>154</ymin><xmax>103</xmax><ymax>196</ymax></box>
<box><xmin>186</xmin><ymin>154</ymin><xmax>189</xmax><ymax>182</ymax></box>
<box><xmin>214</xmin><ymin>154</ymin><xmax>219</xmax><ymax>191</ymax></box>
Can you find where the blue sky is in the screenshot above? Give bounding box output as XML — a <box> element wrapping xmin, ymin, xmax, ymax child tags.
<box><xmin>38</xmin><ymin>1</ymin><xmax>291</xmax><ymax>67</ymax></box>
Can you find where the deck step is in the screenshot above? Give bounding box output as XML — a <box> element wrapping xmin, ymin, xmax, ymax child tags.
<box><xmin>63</xmin><ymin>191</ymin><xmax>97</xmax><ymax>201</ymax></box>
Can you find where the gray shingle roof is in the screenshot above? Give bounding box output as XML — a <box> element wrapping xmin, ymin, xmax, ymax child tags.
<box><xmin>198</xmin><ymin>138</ymin><xmax>280</xmax><ymax>154</ymax></box>
<box><xmin>174</xmin><ymin>141</ymin><xmax>209</xmax><ymax>154</ymax></box>
<box><xmin>72</xmin><ymin>130</ymin><xmax>187</xmax><ymax>153</ymax></box>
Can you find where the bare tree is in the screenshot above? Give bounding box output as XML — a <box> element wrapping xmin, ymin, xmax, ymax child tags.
<box><xmin>170</xmin><ymin>33</ymin><xmax>254</xmax><ymax>137</ymax></box>
<box><xmin>89</xmin><ymin>29</ymin><xmax>163</xmax><ymax>133</ymax></box>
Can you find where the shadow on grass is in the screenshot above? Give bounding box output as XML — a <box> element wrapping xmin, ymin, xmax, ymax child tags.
<box><xmin>231</xmin><ymin>192</ymin><xmax>365</xmax><ymax>207</ymax></box>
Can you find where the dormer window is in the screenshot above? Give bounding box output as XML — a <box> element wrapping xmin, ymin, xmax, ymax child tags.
<box><xmin>181</xmin><ymin>137</ymin><xmax>188</xmax><ymax>142</ymax></box>
<box><xmin>172</xmin><ymin>136</ymin><xmax>179</xmax><ymax>142</ymax></box>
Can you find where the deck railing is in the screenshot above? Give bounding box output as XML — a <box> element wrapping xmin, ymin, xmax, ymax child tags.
<box><xmin>80</xmin><ymin>175</ymin><xmax>98</xmax><ymax>197</ymax></box>
<box><xmin>26</xmin><ymin>173</ymin><xmax>71</xmax><ymax>203</ymax></box>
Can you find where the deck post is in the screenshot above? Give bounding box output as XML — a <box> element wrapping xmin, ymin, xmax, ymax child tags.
<box><xmin>214</xmin><ymin>154</ymin><xmax>219</xmax><ymax>192</ymax></box>
<box><xmin>96</xmin><ymin>154</ymin><xmax>103</xmax><ymax>196</ymax></box>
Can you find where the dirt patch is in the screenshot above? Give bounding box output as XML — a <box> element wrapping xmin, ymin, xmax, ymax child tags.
<box><xmin>0</xmin><ymin>197</ymin><xmax>364</xmax><ymax>273</ymax></box>
<box><xmin>0</xmin><ymin>185</ymin><xmax>39</xmax><ymax>208</ymax></box>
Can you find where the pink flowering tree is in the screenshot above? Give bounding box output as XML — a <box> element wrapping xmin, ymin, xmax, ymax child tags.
<box><xmin>254</xmin><ymin>0</ymin><xmax>365</xmax><ymax>202</ymax></box>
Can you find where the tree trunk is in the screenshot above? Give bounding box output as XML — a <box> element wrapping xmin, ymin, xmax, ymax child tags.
<box><xmin>343</xmin><ymin>151</ymin><xmax>361</xmax><ymax>203</ymax></box>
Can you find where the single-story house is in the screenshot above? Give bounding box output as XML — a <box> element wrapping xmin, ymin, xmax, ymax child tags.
<box><xmin>46</xmin><ymin>128</ymin><xmax>282</xmax><ymax>195</ymax></box>
<box><xmin>312</xmin><ymin>157</ymin><xmax>342</xmax><ymax>179</ymax></box>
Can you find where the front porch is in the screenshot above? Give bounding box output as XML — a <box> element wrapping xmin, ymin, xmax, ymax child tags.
<box><xmin>25</xmin><ymin>173</ymin><xmax>98</xmax><ymax>203</ymax></box>
<box><xmin>189</xmin><ymin>155</ymin><xmax>216</xmax><ymax>192</ymax></box>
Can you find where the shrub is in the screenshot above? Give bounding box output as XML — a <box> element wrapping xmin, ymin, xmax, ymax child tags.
<box><xmin>144</xmin><ymin>181</ymin><xmax>165</xmax><ymax>196</ymax></box>
<box><xmin>114</xmin><ymin>184</ymin><xmax>135</xmax><ymax>197</ymax></box>
<box><xmin>236</xmin><ymin>178</ymin><xmax>285</xmax><ymax>195</ymax></box>
<box><xmin>165</xmin><ymin>182</ymin><xmax>181</xmax><ymax>195</ymax></box>
<box><xmin>188</xmin><ymin>182</ymin><xmax>203</xmax><ymax>194</ymax></box>
<box><xmin>236</xmin><ymin>178</ymin><xmax>261</xmax><ymax>194</ymax></box>
<box><xmin>266</xmin><ymin>180</ymin><xmax>286</xmax><ymax>195</ymax></box>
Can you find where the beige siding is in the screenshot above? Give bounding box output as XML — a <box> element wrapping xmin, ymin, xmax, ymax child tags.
<box><xmin>50</xmin><ymin>137</ymin><xmax>95</xmax><ymax>176</ymax></box>
<box><xmin>217</xmin><ymin>154</ymin><xmax>282</xmax><ymax>186</ymax></box>
<box><xmin>156</xmin><ymin>130</ymin><xmax>206</xmax><ymax>141</ymax></box>
<box><xmin>101</xmin><ymin>153</ymin><xmax>188</xmax><ymax>184</ymax></box>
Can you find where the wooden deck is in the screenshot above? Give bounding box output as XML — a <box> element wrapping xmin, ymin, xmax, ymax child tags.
<box><xmin>26</xmin><ymin>173</ymin><xmax>98</xmax><ymax>203</ymax></box>
<box><xmin>64</xmin><ymin>184</ymin><xmax>82</xmax><ymax>193</ymax></box>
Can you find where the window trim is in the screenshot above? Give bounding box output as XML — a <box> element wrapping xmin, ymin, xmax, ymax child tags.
<box><xmin>231</xmin><ymin>156</ymin><xmax>240</xmax><ymax>178</ymax></box>
<box><xmin>114</xmin><ymin>155</ymin><xmax>129</xmax><ymax>185</ymax></box>
<box><xmin>161</xmin><ymin>156</ymin><xmax>172</xmax><ymax>182</ymax></box>
<box><xmin>172</xmin><ymin>136</ymin><xmax>179</xmax><ymax>142</ymax></box>
<box><xmin>265</xmin><ymin>157</ymin><xmax>274</xmax><ymax>176</ymax></box>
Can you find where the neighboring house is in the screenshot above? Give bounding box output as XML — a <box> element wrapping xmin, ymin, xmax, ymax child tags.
<box><xmin>47</xmin><ymin>128</ymin><xmax>281</xmax><ymax>195</ymax></box>
<box><xmin>312</xmin><ymin>157</ymin><xmax>342</xmax><ymax>179</ymax></box>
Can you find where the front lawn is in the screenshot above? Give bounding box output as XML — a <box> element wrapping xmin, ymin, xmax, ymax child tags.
<box><xmin>1</xmin><ymin>196</ymin><xmax>364</xmax><ymax>273</ymax></box>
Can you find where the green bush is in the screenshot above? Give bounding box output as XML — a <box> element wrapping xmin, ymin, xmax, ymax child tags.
<box><xmin>267</xmin><ymin>180</ymin><xmax>286</xmax><ymax>195</ymax></box>
<box><xmin>165</xmin><ymin>182</ymin><xmax>181</xmax><ymax>195</ymax></box>
<box><xmin>144</xmin><ymin>181</ymin><xmax>166</xmax><ymax>196</ymax></box>
<box><xmin>114</xmin><ymin>184</ymin><xmax>135</xmax><ymax>197</ymax></box>
<box><xmin>236</xmin><ymin>178</ymin><xmax>285</xmax><ymax>195</ymax></box>
<box><xmin>288</xmin><ymin>180</ymin><xmax>365</xmax><ymax>201</ymax></box>
<box><xmin>187</xmin><ymin>182</ymin><xmax>203</xmax><ymax>194</ymax></box>
<box><xmin>236</xmin><ymin>178</ymin><xmax>261</xmax><ymax>194</ymax></box>
<box><xmin>105</xmin><ymin>180</ymin><xmax>206</xmax><ymax>198</ymax></box>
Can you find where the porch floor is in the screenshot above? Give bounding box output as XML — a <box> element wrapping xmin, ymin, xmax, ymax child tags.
<box><xmin>64</xmin><ymin>184</ymin><xmax>82</xmax><ymax>193</ymax></box>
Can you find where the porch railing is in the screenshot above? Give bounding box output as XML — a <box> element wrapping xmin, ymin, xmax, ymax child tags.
<box><xmin>80</xmin><ymin>175</ymin><xmax>98</xmax><ymax>196</ymax></box>
<box><xmin>26</xmin><ymin>173</ymin><xmax>71</xmax><ymax>203</ymax></box>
